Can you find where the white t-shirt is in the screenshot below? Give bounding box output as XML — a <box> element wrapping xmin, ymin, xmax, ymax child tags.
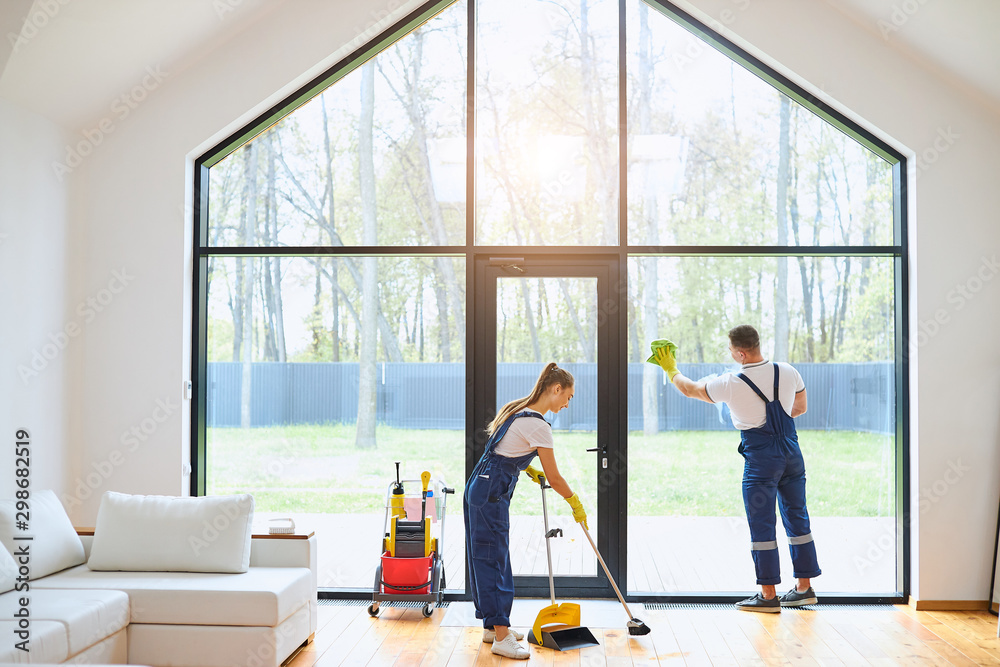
<box><xmin>493</xmin><ymin>410</ymin><xmax>554</xmax><ymax>457</ymax></box>
<box><xmin>704</xmin><ymin>360</ymin><xmax>806</xmax><ymax>430</ymax></box>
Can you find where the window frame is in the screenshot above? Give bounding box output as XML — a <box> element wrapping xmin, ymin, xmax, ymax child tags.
<box><xmin>191</xmin><ymin>0</ymin><xmax>909</xmax><ymax>603</ymax></box>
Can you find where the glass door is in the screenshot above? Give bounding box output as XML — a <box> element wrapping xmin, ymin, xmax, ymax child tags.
<box><xmin>470</xmin><ymin>255</ymin><xmax>623</xmax><ymax>598</ymax></box>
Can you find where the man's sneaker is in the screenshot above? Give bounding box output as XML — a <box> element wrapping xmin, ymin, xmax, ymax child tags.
<box><xmin>491</xmin><ymin>633</ymin><xmax>530</xmax><ymax>659</ymax></box>
<box><xmin>735</xmin><ymin>593</ymin><xmax>781</xmax><ymax>613</ymax></box>
<box><xmin>482</xmin><ymin>627</ymin><xmax>524</xmax><ymax>643</ymax></box>
<box><xmin>779</xmin><ymin>586</ymin><xmax>818</xmax><ymax>607</ymax></box>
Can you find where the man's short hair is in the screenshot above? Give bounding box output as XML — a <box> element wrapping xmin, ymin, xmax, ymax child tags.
<box><xmin>728</xmin><ymin>324</ymin><xmax>760</xmax><ymax>351</ymax></box>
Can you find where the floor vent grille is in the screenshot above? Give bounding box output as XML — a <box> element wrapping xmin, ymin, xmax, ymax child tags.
<box><xmin>318</xmin><ymin>599</ymin><xmax>450</xmax><ymax>609</ymax></box>
<box><xmin>643</xmin><ymin>603</ymin><xmax>895</xmax><ymax>611</ymax></box>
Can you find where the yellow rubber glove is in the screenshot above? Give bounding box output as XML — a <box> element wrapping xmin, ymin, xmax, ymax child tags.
<box><xmin>646</xmin><ymin>339</ymin><xmax>679</xmax><ymax>382</ymax></box>
<box><xmin>524</xmin><ymin>465</ymin><xmax>544</xmax><ymax>485</ymax></box>
<box><xmin>565</xmin><ymin>493</ymin><xmax>589</xmax><ymax>531</ymax></box>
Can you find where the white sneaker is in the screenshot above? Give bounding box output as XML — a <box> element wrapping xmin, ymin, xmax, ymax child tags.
<box><xmin>491</xmin><ymin>633</ymin><xmax>530</xmax><ymax>659</ymax></box>
<box><xmin>482</xmin><ymin>627</ymin><xmax>524</xmax><ymax>643</ymax></box>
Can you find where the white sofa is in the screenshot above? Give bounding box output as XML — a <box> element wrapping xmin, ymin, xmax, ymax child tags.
<box><xmin>0</xmin><ymin>491</ymin><xmax>316</xmax><ymax>666</ymax></box>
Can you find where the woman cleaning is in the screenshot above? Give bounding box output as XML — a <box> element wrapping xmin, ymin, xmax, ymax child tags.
<box><xmin>463</xmin><ymin>362</ymin><xmax>590</xmax><ymax>659</ymax></box>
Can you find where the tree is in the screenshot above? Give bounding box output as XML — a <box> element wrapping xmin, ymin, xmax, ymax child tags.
<box><xmin>774</xmin><ymin>95</ymin><xmax>791</xmax><ymax>361</ymax></box>
<box><xmin>356</xmin><ymin>61</ymin><xmax>379</xmax><ymax>449</ymax></box>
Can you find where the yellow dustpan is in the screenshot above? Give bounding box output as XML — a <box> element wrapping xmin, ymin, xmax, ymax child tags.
<box><xmin>526</xmin><ymin>476</ymin><xmax>600</xmax><ymax>651</ymax></box>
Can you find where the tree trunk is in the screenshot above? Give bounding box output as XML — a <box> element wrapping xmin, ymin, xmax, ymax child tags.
<box><xmin>557</xmin><ymin>278</ymin><xmax>593</xmax><ymax>363</ymax></box>
<box><xmin>774</xmin><ymin>95</ymin><xmax>791</xmax><ymax>361</ymax></box>
<box><xmin>790</xmin><ymin>109</ymin><xmax>814</xmax><ymax>362</ymax></box>
<box><xmin>311</xmin><ymin>261</ymin><xmax>323</xmax><ymax>357</ymax></box>
<box><xmin>385</xmin><ymin>30</ymin><xmax>465</xmax><ymax>360</ymax></box>
<box><xmin>859</xmin><ymin>154</ymin><xmax>877</xmax><ymax>297</ymax></box>
<box><xmin>356</xmin><ymin>62</ymin><xmax>379</xmax><ymax>450</ymax></box>
<box><xmin>522</xmin><ymin>280</ymin><xmax>541</xmax><ymax>363</ymax></box>
<box><xmin>240</xmin><ymin>143</ymin><xmax>258</xmax><ymax>429</ymax></box>
<box><xmin>434</xmin><ymin>266</ymin><xmax>451</xmax><ymax>362</ymax></box>
<box><xmin>321</xmin><ymin>95</ymin><xmax>341</xmax><ymax>362</ymax></box>
<box><xmin>231</xmin><ymin>258</ymin><xmax>243</xmax><ymax>362</ymax></box>
<box><xmin>637</xmin><ymin>3</ymin><xmax>660</xmax><ymax>435</ymax></box>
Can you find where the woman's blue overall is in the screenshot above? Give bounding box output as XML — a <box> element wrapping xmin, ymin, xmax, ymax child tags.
<box><xmin>738</xmin><ymin>365</ymin><xmax>821</xmax><ymax>585</ymax></box>
<box><xmin>463</xmin><ymin>411</ymin><xmax>544</xmax><ymax>628</ymax></box>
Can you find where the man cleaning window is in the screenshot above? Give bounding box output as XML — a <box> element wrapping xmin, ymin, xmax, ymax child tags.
<box><xmin>650</xmin><ymin>324</ymin><xmax>822</xmax><ymax>612</ymax></box>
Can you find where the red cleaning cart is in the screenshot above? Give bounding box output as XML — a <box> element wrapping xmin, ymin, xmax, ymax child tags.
<box><xmin>368</xmin><ymin>472</ymin><xmax>453</xmax><ymax>618</ymax></box>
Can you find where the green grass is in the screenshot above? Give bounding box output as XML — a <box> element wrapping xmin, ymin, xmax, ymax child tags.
<box><xmin>207</xmin><ymin>425</ymin><xmax>895</xmax><ymax>517</ymax></box>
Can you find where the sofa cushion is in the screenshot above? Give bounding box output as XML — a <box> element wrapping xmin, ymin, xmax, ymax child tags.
<box><xmin>0</xmin><ymin>619</ymin><xmax>69</xmax><ymax>663</ymax></box>
<box><xmin>0</xmin><ymin>540</ymin><xmax>18</xmax><ymax>595</ymax></box>
<box><xmin>88</xmin><ymin>491</ymin><xmax>254</xmax><ymax>573</ymax></box>
<box><xmin>0</xmin><ymin>588</ymin><xmax>129</xmax><ymax>656</ymax></box>
<box><xmin>34</xmin><ymin>564</ymin><xmax>311</xmax><ymax>627</ymax></box>
<box><xmin>0</xmin><ymin>489</ymin><xmax>85</xmax><ymax>580</ymax></box>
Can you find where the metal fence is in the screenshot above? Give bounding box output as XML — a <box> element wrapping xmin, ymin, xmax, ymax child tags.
<box><xmin>207</xmin><ymin>361</ymin><xmax>895</xmax><ymax>434</ymax></box>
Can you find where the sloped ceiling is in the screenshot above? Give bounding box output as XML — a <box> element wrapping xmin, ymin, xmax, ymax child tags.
<box><xmin>0</xmin><ymin>0</ymin><xmax>998</xmax><ymax>130</ymax></box>
<box><xmin>0</xmin><ymin>0</ymin><xmax>276</xmax><ymax>129</ymax></box>
<box><xmin>824</xmin><ymin>0</ymin><xmax>1000</xmax><ymax>113</ymax></box>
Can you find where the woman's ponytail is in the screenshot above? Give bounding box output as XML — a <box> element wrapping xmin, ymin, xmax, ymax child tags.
<box><xmin>486</xmin><ymin>362</ymin><xmax>574</xmax><ymax>434</ymax></box>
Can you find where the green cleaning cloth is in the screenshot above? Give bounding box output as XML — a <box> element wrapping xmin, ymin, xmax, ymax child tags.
<box><xmin>645</xmin><ymin>339</ymin><xmax>679</xmax><ymax>365</ymax></box>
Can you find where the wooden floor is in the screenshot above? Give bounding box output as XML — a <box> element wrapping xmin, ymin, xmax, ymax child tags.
<box><xmin>286</xmin><ymin>602</ymin><xmax>1000</xmax><ymax>666</ymax></box>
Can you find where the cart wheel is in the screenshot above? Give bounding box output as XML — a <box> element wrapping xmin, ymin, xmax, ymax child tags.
<box><xmin>422</xmin><ymin>604</ymin><xmax>433</xmax><ymax>618</ymax></box>
<box><xmin>368</xmin><ymin>603</ymin><xmax>380</xmax><ymax>617</ymax></box>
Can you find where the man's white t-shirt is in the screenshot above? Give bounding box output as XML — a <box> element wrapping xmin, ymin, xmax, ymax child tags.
<box><xmin>704</xmin><ymin>360</ymin><xmax>806</xmax><ymax>430</ymax></box>
<box><xmin>494</xmin><ymin>410</ymin><xmax>554</xmax><ymax>457</ymax></box>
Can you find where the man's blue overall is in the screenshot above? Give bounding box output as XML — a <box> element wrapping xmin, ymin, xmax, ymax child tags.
<box><xmin>738</xmin><ymin>365</ymin><xmax>821</xmax><ymax>585</ymax></box>
<box><xmin>463</xmin><ymin>411</ymin><xmax>543</xmax><ymax>628</ymax></box>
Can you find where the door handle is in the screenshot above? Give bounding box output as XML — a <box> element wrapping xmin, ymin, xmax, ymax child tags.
<box><xmin>586</xmin><ymin>445</ymin><xmax>608</xmax><ymax>469</ymax></box>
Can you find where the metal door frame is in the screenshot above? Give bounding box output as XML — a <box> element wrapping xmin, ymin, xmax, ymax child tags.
<box><xmin>468</xmin><ymin>253</ymin><xmax>626</xmax><ymax>599</ymax></box>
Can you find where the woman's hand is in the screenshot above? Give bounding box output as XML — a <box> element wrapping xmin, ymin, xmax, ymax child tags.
<box><xmin>524</xmin><ymin>465</ymin><xmax>544</xmax><ymax>485</ymax></box>
<box><xmin>565</xmin><ymin>493</ymin><xmax>588</xmax><ymax>530</ymax></box>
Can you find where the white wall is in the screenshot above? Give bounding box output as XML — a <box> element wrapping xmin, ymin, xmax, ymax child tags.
<box><xmin>62</xmin><ymin>0</ymin><xmax>423</xmax><ymax>519</ymax></box>
<box><xmin>0</xmin><ymin>99</ymin><xmax>73</xmax><ymax>496</ymax></box>
<box><xmin>8</xmin><ymin>0</ymin><xmax>997</xmax><ymax>601</ymax></box>
<box><xmin>678</xmin><ymin>0</ymin><xmax>1000</xmax><ymax>602</ymax></box>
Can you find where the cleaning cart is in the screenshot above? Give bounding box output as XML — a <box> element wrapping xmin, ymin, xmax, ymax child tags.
<box><xmin>369</xmin><ymin>464</ymin><xmax>454</xmax><ymax>618</ymax></box>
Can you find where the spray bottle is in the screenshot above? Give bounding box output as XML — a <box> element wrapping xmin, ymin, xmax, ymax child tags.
<box><xmin>390</xmin><ymin>461</ymin><xmax>406</xmax><ymax>519</ymax></box>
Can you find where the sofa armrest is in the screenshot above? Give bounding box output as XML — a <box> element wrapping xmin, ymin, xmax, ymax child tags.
<box><xmin>251</xmin><ymin>533</ymin><xmax>317</xmax><ymax>635</ymax></box>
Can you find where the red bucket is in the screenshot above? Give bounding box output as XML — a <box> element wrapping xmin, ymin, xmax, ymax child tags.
<box><xmin>380</xmin><ymin>551</ymin><xmax>433</xmax><ymax>595</ymax></box>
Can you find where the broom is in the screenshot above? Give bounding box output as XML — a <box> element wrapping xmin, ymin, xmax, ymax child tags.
<box><xmin>579</xmin><ymin>523</ymin><xmax>651</xmax><ymax>636</ymax></box>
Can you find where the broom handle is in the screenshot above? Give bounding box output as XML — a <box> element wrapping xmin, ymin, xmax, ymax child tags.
<box><xmin>539</xmin><ymin>478</ymin><xmax>556</xmax><ymax>605</ymax></box>
<box><xmin>581</xmin><ymin>523</ymin><xmax>635</xmax><ymax>621</ymax></box>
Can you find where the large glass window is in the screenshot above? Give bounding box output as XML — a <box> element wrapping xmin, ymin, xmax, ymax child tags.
<box><xmin>204</xmin><ymin>255</ymin><xmax>466</xmax><ymax>588</ymax></box>
<box><xmin>625</xmin><ymin>1</ymin><xmax>894</xmax><ymax>247</ymax></box>
<box><xmin>208</xmin><ymin>1</ymin><xmax>468</xmax><ymax>248</ymax></box>
<box><xmin>476</xmin><ymin>0</ymin><xmax>619</xmax><ymax>245</ymax></box>
<box><xmin>626</xmin><ymin>256</ymin><xmax>896</xmax><ymax>592</ymax></box>
<box><xmin>195</xmin><ymin>0</ymin><xmax>906</xmax><ymax>600</ymax></box>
